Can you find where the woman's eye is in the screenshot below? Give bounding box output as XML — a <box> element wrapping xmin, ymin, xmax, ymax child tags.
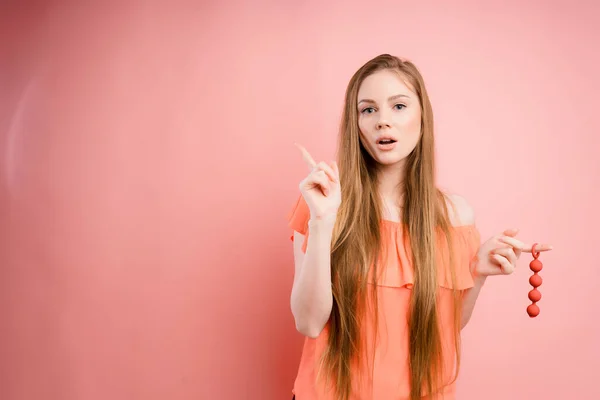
<box><xmin>361</xmin><ymin>107</ymin><xmax>375</xmax><ymax>114</ymax></box>
<box><xmin>394</xmin><ymin>104</ymin><xmax>406</xmax><ymax>110</ymax></box>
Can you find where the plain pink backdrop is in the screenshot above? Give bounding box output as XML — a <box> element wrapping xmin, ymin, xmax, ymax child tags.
<box><xmin>1</xmin><ymin>1</ymin><xmax>599</xmax><ymax>399</ymax></box>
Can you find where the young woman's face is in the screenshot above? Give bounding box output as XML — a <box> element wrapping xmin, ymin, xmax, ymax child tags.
<box><xmin>357</xmin><ymin>69</ymin><xmax>422</xmax><ymax>167</ymax></box>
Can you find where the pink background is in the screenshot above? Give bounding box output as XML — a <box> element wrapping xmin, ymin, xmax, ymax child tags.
<box><xmin>1</xmin><ymin>1</ymin><xmax>599</xmax><ymax>399</ymax></box>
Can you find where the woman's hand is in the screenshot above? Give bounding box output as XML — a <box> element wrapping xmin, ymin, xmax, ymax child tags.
<box><xmin>295</xmin><ymin>143</ymin><xmax>341</xmax><ymax>220</ymax></box>
<box><xmin>472</xmin><ymin>229</ymin><xmax>553</xmax><ymax>279</ymax></box>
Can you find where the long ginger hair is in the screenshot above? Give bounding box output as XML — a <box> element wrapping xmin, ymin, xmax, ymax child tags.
<box><xmin>322</xmin><ymin>54</ymin><xmax>462</xmax><ymax>400</ymax></box>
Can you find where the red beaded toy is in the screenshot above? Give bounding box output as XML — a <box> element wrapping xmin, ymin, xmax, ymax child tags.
<box><xmin>527</xmin><ymin>243</ymin><xmax>543</xmax><ymax>317</ymax></box>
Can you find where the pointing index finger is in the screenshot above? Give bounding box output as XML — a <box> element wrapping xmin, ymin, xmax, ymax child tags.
<box><xmin>498</xmin><ymin>236</ymin><xmax>554</xmax><ymax>252</ymax></box>
<box><xmin>294</xmin><ymin>142</ymin><xmax>317</xmax><ymax>170</ymax></box>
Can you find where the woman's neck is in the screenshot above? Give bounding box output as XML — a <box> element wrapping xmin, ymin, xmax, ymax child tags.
<box><xmin>377</xmin><ymin>161</ymin><xmax>406</xmax><ymax>221</ymax></box>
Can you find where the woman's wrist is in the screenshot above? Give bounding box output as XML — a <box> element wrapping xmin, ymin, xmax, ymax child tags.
<box><xmin>470</xmin><ymin>256</ymin><xmax>487</xmax><ymax>286</ymax></box>
<box><xmin>308</xmin><ymin>214</ymin><xmax>337</xmax><ymax>232</ymax></box>
<box><xmin>309</xmin><ymin>212</ymin><xmax>337</xmax><ymax>224</ymax></box>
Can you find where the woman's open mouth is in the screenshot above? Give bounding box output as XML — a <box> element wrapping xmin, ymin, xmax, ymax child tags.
<box><xmin>376</xmin><ymin>138</ymin><xmax>397</xmax><ymax>150</ymax></box>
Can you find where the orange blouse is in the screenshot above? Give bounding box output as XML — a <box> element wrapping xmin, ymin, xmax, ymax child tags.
<box><xmin>287</xmin><ymin>195</ymin><xmax>481</xmax><ymax>400</ymax></box>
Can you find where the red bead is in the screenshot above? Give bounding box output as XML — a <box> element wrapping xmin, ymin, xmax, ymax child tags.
<box><xmin>529</xmin><ymin>259</ymin><xmax>543</xmax><ymax>273</ymax></box>
<box><xmin>527</xmin><ymin>244</ymin><xmax>546</xmax><ymax>318</ymax></box>
<box><xmin>528</xmin><ymin>289</ymin><xmax>542</xmax><ymax>302</ymax></box>
<box><xmin>529</xmin><ymin>274</ymin><xmax>542</xmax><ymax>287</ymax></box>
<box><xmin>527</xmin><ymin>303</ymin><xmax>540</xmax><ymax>317</ymax></box>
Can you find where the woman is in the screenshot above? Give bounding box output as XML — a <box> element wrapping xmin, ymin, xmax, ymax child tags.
<box><xmin>287</xmin><ymin>54</ymin><xmax>552</xmax><ymax>400</ymax></box>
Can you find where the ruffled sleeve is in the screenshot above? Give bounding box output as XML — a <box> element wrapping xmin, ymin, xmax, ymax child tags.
<box><xmin>286</xmin><ymin>194</ymin><xmax>310</xmax><ymax>253</ymax></box>
<box><xmin>437</xmin><ymin>225</ymin><xmax>481</xmax><ymax>290</ymax></box>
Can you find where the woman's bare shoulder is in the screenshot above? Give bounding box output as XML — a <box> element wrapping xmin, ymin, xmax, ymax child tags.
<box><xmin>444</xmin><ymin>192</ymin><xmax>475</xmax><ymax>227</ymax></box>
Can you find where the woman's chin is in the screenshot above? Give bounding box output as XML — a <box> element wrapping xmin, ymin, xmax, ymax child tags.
<box><xmin>374</xmin><ymin>152</ymin><xmax>407</xmax><ymax>166</ymax></box>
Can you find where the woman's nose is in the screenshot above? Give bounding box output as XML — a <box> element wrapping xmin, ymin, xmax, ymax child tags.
<box><xmin>376</xmin><ymin>119</ymin><xmax>391</xmax><ymax>129</ymax></box>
